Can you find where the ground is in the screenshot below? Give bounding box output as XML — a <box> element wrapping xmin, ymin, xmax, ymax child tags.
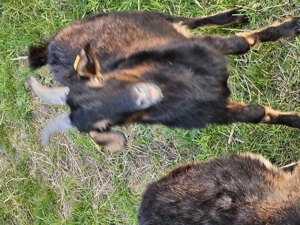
<box><xmin>0</xmin><ymin>0</ymin><xmax>299</xmax><ymax>224</ymax></box>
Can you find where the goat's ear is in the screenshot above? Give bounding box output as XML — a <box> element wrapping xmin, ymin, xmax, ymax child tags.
<box><xmin>76</xmin><ymin>44</ymin><xmax>104</xmax><ymax>87</ymax></box>
<box><xmin>89</xmin><ymin>130</ymin><xmax>127</xmax><ymax>152</ymax></box>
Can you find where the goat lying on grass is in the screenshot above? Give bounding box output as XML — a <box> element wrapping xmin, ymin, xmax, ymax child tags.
<box><xmin>138</xmin><ymin>153</ymin><xmax>300</xmax><ymax>225</ymax></box>
<box><xmin>28</xmin><ymin>9</ymin><xmax>300</xmax><ymax>151</ymax></box>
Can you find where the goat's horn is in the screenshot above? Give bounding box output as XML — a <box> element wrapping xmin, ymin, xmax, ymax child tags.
<box><xmin>281</xmin><ymin>162</ymin><xmax>297</xmax><ymax>172</ymax></box>
<box><xmin>30</xmin><ymin>76</ymin><xmax>69</xmax><ymax>105</ymax></box>
<box><xmin>41</xmin><ymin>113</ymin><xmax>74</xmax><ymax>147</ymax></box>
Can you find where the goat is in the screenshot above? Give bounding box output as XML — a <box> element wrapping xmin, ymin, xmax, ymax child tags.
<box><xmin>138</xmin><ymin>153</ymin><xmax>300</xmax><ymax>225</ymax></box>
<box><xmin>28</xmin><ymin>9</ymin><xmax>300</xmax><ymax>151</ymax></box>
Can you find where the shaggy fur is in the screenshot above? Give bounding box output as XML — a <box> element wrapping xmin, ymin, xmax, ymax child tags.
<box><xmin>138</xmin><ymin>153</ymin><xmax>300</xmax><ymax>225</ymax></box>
<box><xmin>28</xmin><ymin>9</ymin><xmax>300</xmax><ymax>149</ymax></box>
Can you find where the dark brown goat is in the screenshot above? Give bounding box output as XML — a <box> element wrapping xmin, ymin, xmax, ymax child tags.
<box><xmin>28</xmin><ymin>9</ymin><xmax>300</xmax><ymax>151</ymax></box>
<box><xmin>138</xmin><ymin>153</ymin><xmax>300</xmax><ymax>225</ymax></box>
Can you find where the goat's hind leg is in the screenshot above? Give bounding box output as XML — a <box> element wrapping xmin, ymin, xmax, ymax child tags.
<box><xmin>166</xmin><ymin>8</ymin><xmax>249</xmax><ymax>29</ymax></box>
<box><xmin>224</xmin><ymin>102</ymin><xmax>300</xmax><ymax>129</ymax></box>
<box><xmin>238</xmin><ymin>17</ymin><xmax>300</xmax><ymax>48</ymax></box>
<box><xmin>197</xmin><ymin>17</ymin><xmax>300</xmax><ymax>55</ymax></box>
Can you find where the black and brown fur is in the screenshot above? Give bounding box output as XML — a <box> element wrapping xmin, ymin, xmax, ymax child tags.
<box><xmin>138</xmin><ymin>153</ymin><xmax>300</xmax><ymax>225</ymax></box>
<box><xmin>28</xmin><ymin>9</ymin><xmax>300</xmax><ymax>147</ymax></box>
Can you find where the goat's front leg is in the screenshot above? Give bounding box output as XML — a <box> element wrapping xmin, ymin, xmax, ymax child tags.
<box><xmin>198</xmin><ymin>17</ymin><xmax>300</xmax><ymax>55</ymax></box>
<box><xmin>224</xmin><ymin>102</ymin><xmax>300</xmax><ymax>129</ymax></box>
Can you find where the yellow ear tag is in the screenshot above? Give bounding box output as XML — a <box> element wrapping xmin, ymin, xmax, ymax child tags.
<box><xmin>73</xmin><ymin>55</ymin><xmax>80</xmax><ymax>70</ymax></box>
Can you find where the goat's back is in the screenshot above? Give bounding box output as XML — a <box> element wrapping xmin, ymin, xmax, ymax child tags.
<box><xmin>48</xmin><ymin>11</ymin><xmax>189</xmax><ymax>84</ymax></box>
<box><xmin>54</xmin><ymin>11</ymin><xmax>188</xmax><ymax>57</ymax></box>
<box><xmin>138</xmin><ymin>153</ymin><xmax>300</xmax><ymax>225</ymax></box>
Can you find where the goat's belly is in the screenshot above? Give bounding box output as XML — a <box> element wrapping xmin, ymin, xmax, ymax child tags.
<box><xmin>141</xmin><ymin>98</ymin><xmax>229</xmax><ymax>129</ymax></box>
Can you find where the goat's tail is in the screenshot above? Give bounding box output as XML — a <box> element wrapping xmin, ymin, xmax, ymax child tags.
<box><xmin>28</xmin><ymin>42</ymin><xmax>49</xmax><ymax>69</ymax></box>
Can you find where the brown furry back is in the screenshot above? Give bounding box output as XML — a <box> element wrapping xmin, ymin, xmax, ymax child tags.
<box><xmin>138</xmin><ymin>153</ymin><xmax>300</xmax><ymax>225</ymax></box>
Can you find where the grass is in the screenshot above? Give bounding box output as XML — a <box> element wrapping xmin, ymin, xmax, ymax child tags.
<box><xmin>0</xmin><ymin>0</ymin><xmax>299</xmax><ymax>224</ymax></box>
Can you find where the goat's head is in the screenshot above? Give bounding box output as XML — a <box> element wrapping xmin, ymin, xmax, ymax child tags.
<box><xmin>30</xmin><ymin>45</ymin><xmax>163</xmax><ymax>152</ymax></box>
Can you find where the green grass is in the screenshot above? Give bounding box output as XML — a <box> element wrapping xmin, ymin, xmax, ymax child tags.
<box><xmin>1</xmin><ymin>0</ymin><xmax>299</xmax><ymax>224</ymax></box>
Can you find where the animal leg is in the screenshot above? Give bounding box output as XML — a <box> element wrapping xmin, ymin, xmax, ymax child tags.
<box><xmin>224</xmin><ymin>102</ymin><xmax>300</xmax><ymax>129</ymax></box>
<box><xmin>237</xmin><ymin>17</ymin><xmax>300</xmax><ymax>48</ymax></box>
<box><xmin>167</xmin><ymin>8</ymin><xmax>248</xmax><ymax>29</ymax></box>
<box><xmin>197</xmin><ymin>17</ymin><xmax>300</xmax><ymax>55</ymax></box>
